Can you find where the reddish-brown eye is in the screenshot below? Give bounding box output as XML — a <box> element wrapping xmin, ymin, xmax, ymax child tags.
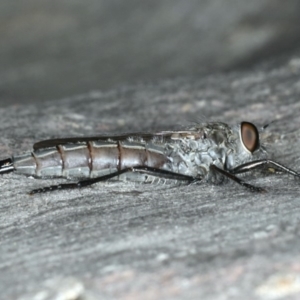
<box><xmin>240</xmin><ymin>122</ymin><xmax>259</xmax><ymax>153</ymax></box>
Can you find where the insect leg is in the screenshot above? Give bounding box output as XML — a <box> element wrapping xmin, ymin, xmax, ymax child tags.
<box><xmin>0</xmin><ymin>158</ymin><xmax>14</xmax><ymax>174</ymax></box>
<box><xmin>210</xmin><ymin>165</ymin><xmax>266</xmax><ymax>193</ymax></box>
<box><xmin>29</xmin><ymin>166</ymin><xmax>197</xmax><ymax>195</ymax></box>
<box><xmin>229</xmin><ymin>159</ymin><xmax>300</xmax><ymax>177</ymax></box>
<box><xmin>131</xmin><ymin>166</ymin><xmax>196</xmax><ymax>181</ymax></box>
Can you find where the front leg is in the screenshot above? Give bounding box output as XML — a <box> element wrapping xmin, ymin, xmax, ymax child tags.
<box><xmin>229</xmin><ymin>159</ymin><xmax>300</xmax><ymax>177</ymax></box>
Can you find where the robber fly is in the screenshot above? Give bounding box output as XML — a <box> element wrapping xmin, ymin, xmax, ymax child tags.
<box><xmin>0</xmin><ymin>121</ymin><xmax>299</xmax><ymax>194</ymax></box>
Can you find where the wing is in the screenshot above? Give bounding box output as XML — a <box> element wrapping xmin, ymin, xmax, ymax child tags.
<box><xmin>33</xmin><ymin>131</ymin><xmax>177</xmax><ymax>151</ymax></box>
<box><xmin>32</xmin><ymin>127</ymin><xmax>205</xmax><ymax>151</ymax></box>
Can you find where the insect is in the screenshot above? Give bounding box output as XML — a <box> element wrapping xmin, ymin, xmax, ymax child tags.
<box><xmin>0</xmin><ymin>121</ymin><xmax>299</xmax><ymax>195</ymax></box>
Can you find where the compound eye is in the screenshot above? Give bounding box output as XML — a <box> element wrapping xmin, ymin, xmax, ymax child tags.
<box><xmin>240</xmin><ymin>122</ymin><xmax>259</xmax><ymax>153</ymax></box>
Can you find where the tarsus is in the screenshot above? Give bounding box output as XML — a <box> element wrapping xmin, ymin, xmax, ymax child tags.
<box><xmin>0</xmin><ymin>158</ymin><xmax>14</xmax><ymax>174</ymax></box>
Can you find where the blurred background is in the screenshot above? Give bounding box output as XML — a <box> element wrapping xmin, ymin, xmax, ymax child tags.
<box><xmin>1</xmin><ymin>0</ymin><xmax>300</xmax><ymax>105</ymax></box>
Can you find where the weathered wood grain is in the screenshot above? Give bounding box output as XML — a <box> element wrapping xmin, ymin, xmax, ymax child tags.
<box><xmin>1</xmin><ymin>58</ymin><xmax>300</xmax><ymax>299</ymax></box>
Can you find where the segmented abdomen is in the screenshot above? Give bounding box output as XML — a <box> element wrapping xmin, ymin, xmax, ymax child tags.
<box><xmin>13</xmin><ymin>140</ymin><xmax>169</xmax><ymax>178</ymax></box>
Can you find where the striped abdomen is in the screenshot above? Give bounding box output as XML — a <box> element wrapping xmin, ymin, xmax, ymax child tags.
<box><xmin>13</xmin><ymin>140</ymin><xmax>169</xmax><ymax>178</ymax></box>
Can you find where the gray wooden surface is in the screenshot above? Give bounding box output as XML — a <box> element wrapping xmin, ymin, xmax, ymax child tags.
<box><xmin>1</xmin><ymin>57</ymin><xmax>300</xmax><ymax>299</ymax></box>
<box><xmin>2</xmin><ymin>0</ymin><xmax>300</xmax><ymax>104</ymax></box>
